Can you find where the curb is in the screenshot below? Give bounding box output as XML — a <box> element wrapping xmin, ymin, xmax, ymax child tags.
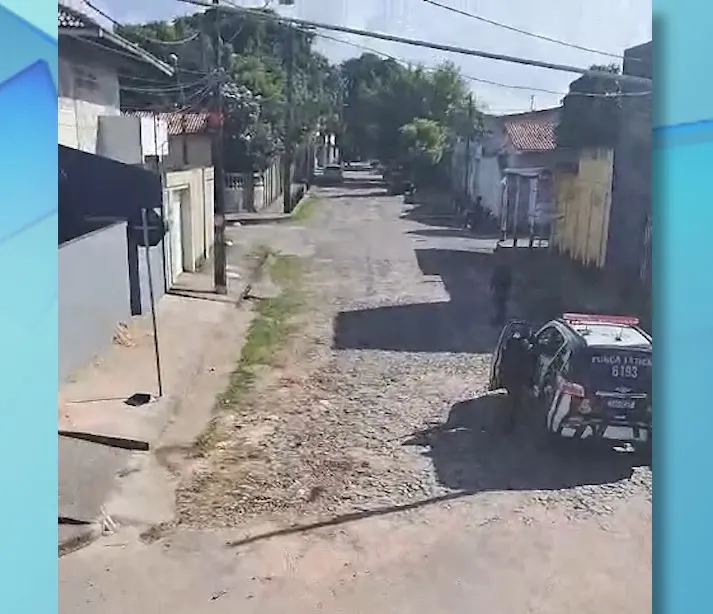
<box><xmin>59</xmin><ymin>524</ymin><xmax>101</xmax><ymax>557</ymax></box>
<box><xmin>58</xmin><ymin>253</ymin><xmax>270</xmax><ymax>557</ymax></box>
<box><xmin>225</xmin><ymin>187</ymin><xmax>314</xmax><ymax>226</ymax></box>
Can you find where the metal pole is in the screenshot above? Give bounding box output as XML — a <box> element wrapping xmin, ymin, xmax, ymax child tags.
<box><xmin>170</xmin><ymin>54</ymin><xmax>189</xmax><ymax>166</ymax></box>
<box><xmin>512</xmin><ymin>176</ymin><xmax>520</xmax><ymax>247</ymax></box>
<box><xmin>141</xmin><ymin>208</ymin><xmax>164</xmax><ymax>398</ymax></box>
<box><xmin>152</xmin><ymin>112</ymin><xmax>170</xmax><ymax>296</ymax></box>
<box><xmin>210</xmin><ymin>0</ymin><xmax>228</xmax><ymax>294</ymax></box>
<box><xmin>464</xmin><ymin>94</ymin><xmax>473</xmax><ymax>202</ymax></box>
<box><xmin>178</xmin><ymin>0</ymin><xmax>653</xmax><ymax>86</ymax></box>
<box><xmin>283</xmin><ymin>25</ymin><xmax>295</xmax><ymax>213</ymax></box>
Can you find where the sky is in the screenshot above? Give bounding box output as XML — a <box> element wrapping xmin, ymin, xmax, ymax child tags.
<box><xmin>78</xmin><ymin>0</ymin><xmax>652</xmax><ymax>114</ymax></box>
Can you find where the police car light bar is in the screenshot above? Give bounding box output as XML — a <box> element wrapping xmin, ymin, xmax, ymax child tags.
<box><xmin>563</xmin><ymin>313</ymin><xmax>640</xmax><ymax>326</ymax></box>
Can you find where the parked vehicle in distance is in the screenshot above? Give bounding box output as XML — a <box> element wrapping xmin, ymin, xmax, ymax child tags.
<box><xmin>323</xmin><ymin>163</ymin><xmax>344</xmax><ymax>184</ymax></box>
<box><xmin>490</xmin><ymin>313</ymin><xmax>652</xmax><ymax>449</ymax></box>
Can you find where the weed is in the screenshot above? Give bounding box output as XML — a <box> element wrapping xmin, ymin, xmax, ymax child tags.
<box><xmin>289</xmin><ymin>195</ymin><xmax>320</xmax><ymax>223</ymax></box>
<box><xmin>190</xmin><ymin>251</ymin><xmax>305</xmax><ymax>457</ymax></box>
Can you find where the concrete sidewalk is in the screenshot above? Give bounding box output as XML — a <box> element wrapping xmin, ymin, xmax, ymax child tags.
<box><xmin>59</xmin><ymin>265</ymin><xmax>252</xmax><ymax>554</ymax></box>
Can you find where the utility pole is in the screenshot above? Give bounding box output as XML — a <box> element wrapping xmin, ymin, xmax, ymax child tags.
<box><xmin>463</xmin><ymin>93</ymin><xmax>473</xmax><ymax>204</ymax></box>
<box><xmin>210</xmin><ymin>0</ymin><xmax>227</xmax><ymax>294</ymax></box>
<box><xmin>169</xmin><ymin>53</ymin><xmax>189</xmax><ymax>166</ymax></box>
<box><xmin>282</xmin><ymin>25</ymin><xmax>295</xmax><ymax>213</ymax></box>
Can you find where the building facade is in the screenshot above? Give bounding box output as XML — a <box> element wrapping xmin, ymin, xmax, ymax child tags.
<box><xmin>607</xmin><ymin>41</ymin><xmax>653</xmax><ymax>286</ymax></box>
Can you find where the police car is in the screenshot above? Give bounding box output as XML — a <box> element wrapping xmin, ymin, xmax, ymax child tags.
<box><xmin>490</xmin><ymin>313</ymin><xmax>652</xmax><ymax>447</ymax></box>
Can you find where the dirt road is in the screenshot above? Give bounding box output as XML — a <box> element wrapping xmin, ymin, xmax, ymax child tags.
<box><xmin>59</xmin><ymin>175</ymin><xmax>651</xmax><ymax>613</ymax></box>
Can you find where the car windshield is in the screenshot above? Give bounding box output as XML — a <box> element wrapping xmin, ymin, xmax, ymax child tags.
<box><xmin>572</xmin><ymin>347</ymin><xmax>652</xmax><ymax>393</ymax></box>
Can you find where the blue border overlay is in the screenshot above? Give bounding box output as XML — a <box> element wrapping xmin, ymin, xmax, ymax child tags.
<box><xmin>654</xmin><ymin>1</ymin><xmax>713</xmax><ymax>613</ymax></box>
<box><xmin>0</xmin><ymin>0</ymin><xmax>57</xmax><ymax>610</ymax></box>
<box><xmin>0</xmin><ymin>0</ymin><xmax>707</xmax><ymax>611</ymax></box>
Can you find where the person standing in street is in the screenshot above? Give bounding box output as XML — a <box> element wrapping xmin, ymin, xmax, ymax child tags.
<box><xmin>499</xmin><ymin>331</ymin><xmax>533</xmax><ymax>433</ymax></box>
<box><xmin>490</xmin><ymin>256</ymin><xmax>513</xmax><ymax>325</ymax></box>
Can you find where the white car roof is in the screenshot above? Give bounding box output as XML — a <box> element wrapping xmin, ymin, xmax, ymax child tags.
<box><xmin>569</xmin><ymin>322</ymin><xmax>651</xmax><ymax>348</ymax></box>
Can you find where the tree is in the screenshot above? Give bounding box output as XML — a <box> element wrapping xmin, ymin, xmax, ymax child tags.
<box><xmin>398</xmin><ymin>118</ymin><xmax>447</xmax><ymax>183</ymax></box>
<box><xmin>118</xmin><ymin>9</ymin><xmax>340</xmax><ymax>173</ymax></box>
<box><xmin>338</xmin><ymin>55</ymin><xmax>482</xmax><ymax>170</ymax></box>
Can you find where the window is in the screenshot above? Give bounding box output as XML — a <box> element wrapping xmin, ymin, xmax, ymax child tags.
<box><xmin>549</xmin><ymin>347</ymin><xmax>571</xmax><ymax>377</ymax></box>
<box><xmin>536</xmin><ymin>327</ymin><xmax>566</xmax><ymax>357</ymax></box>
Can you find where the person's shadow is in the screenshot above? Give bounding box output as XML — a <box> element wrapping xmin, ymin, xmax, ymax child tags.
<box><xmin>403</xmin><ymin>393</ymin><xmax>646</xmax><ymax>494</ymax></box>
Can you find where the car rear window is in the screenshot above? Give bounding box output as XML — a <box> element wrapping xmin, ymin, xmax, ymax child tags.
<box><xmin>572</xmin><ymin>348</ymin><xmax>652</xmax><ymax>392</ymax></box>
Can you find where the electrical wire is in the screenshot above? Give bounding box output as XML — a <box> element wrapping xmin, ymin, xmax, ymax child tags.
<box><xmin>120</xmin><ymin>73</ymin><xmax>213</xmax><ymax>93</ymax></box>
<box><xmin>83</xmin><ymin>0</ymin><xmax>200</xmax><ymax>45</ymax></box>
<box><xmin>63</xmin><ymin>32</ymin><xmax>176</xmax><ymax>74</ymax></box>
<box><xmin>420</xmin><ymin>0</ymin><xmax>632</xmax><ymax>62</ymax></box>
<box><xmin>121</xmin><ymin>81</ymin><xmax>214</xmax><ymax>112</ymax></box>
<box><xmin>190</xmin><ymin>0</ymin><xmax>650</xmax><ymax>97</ymax></box>
<box><xmin>314</xmin><ymin>29</ymin><xmax>650</xmax><ymax>99</ymax></box>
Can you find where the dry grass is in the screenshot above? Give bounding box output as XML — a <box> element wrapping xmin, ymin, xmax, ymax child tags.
<box><xmin>190</xmin><ymin>250</ymin><xmax>305</xmax><ymax>458</ymax></box>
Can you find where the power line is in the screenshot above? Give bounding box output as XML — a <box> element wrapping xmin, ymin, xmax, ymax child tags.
<box><xmin>120</xmin><ymin>85</ymin><xmax>214</xmax><ymax>112</ymax></box>
<box><xmin>420</xmin><ymin>0</ymin><xmax>631</xmax><ymax>62</ymax></box>
<box><xmin>198</xmin><ymin>2</ymin><xmax>651</xmax><ymax>98</ymax></box>
<box><xmin>315</xmin><ymin>29</ymin><xmax>650</xmax><ymax>99</ymax></box>
<box><xmin>83</xmin><ymin>0</ymin><xmax>200</xmax><ymax>45</ymax></box>
<box><xmin>120</xmin><ymin>76</ymin><xmax>212</xmax><ymax>93</ymax></box>
<box><xmin>177</xmin><ymin>0</ymin><xmax>652</xmax><ymax>86</ymax></box>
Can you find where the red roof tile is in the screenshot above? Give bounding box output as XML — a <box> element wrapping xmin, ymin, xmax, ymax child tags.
<box><xmin>502</xmin><ymin>110</ymin><xmax>559</xmax><ymax>151</ymax></box>
<box><xmin>124</xmin><ymin>111</ymin><xmax>211</xmax><ymax>135</ymax></box>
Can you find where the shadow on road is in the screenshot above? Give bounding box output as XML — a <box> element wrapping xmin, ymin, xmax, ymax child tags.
<box><xmin>403</xmin><ymin>394</ymin><xmax>647</xmax><ymax>493</ymax></box>
<box><xmin>408</xmin><ymin>228</ymin><xmax>501</xmax><ymax>240</ymax></box>
<box><xmin>327</xmin><ymin>189</ymin><xmax>390</xmax><ymax>200</ymax></box>
<box><xmin>333</xmin><ymin>248</ymin><xmax>500</xmax><ymax>354</ymax></box>
<box><xmin>399</xmin><ymin>190</ymin><xmax>458</xmax><ymax>228</ymax></box>
<box><xmin>226</xmin><ymin>489</ymin><xmax>487</xmax><ymax>549</ymax></box>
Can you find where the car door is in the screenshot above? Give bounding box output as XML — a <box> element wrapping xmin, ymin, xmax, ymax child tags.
<box><xmin>489</xmin><ymin>320</ymin><xmax>533</xmax><ymax>390</ymax></box>
<box><xmin>540</xmin><ymin>344</ymin><xmax>572</xmax><ymax>410</ymax></box>
<box><xmin>532</xmin><ymin>325</ymin><xmax>567</xmax><ymax>397</ymax></box>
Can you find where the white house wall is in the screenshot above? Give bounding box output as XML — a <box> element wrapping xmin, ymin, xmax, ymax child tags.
<box><xmin>165</xmin><ymin>134</ymin><xmax>213</xmax><ymax>170</ymax></box>
<box><xmin>165</xmin><ymin>167</ymin><xmax>215</xmax><ymax>273</ymax></box>
<box><xmin>477</xmin><ymin>156</ymin><xmax>503</xmax><ymax>218</ymax></box>
<box><xmin>58</xmin><ymin>55</ymin><xmax>120</xmax><ymax>154</ymax></box>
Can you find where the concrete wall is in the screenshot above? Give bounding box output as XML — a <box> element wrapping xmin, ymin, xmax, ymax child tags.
<box><xmin>553</xmin><ymin>148</ymin><xmax>614</xmax><ymax>268</ymax></box>
<box><xmin>165</xmin><ymin>167</ymin><xmax>215</xmax><ymax>273</ymax></box>
<box><xmin>476</xmin><ymin>155</ymin><xmax>502</xmax><ymax>218</ymax></box>
<box><xmin>608</xmin><ymin>41</ymin><xmax>653</xmax><ymax>284</ymax></box>
<box><xmin>451</xmin><ymin>127</ymin><xmax>558</xmax><ymax>223</ymax></box>
<box><xmin>58</xmin><ymin>54</ymin><xmax>120</xmax><ymax>154</ymax></box>
<box><xmin>507</xmin><ymin>150</ymin><xmax>556</xmax><ymax>171</ymax></box>
<box><xmin>59</xmin><ymin>221</ymin><xmax>131</xmax><ymax>382</ymax></box>
<box><xmin>97</xmin><ymin>114</ymin><xmax>169</xmax><ymax>164</ymax></box>
<box><xmin>165</xmin><ymin>133</ymin><xmax>213</xmax><ymax>170</ymax></box>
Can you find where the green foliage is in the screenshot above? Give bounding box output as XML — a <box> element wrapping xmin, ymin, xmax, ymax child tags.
<box><xmin>339</xmin><ymin>55</ymin><xmax>482</xmax><ymax>172</ymax></box>
<box><xmin>119</xmin><ymin>9</ymin><xmax>337</xmax><ymax>173</ymax></box>
<box><xmin>119</xmin><ymin>11</ymin><xmax>481</xmax><ymax>177</ymax></box>
<box><xmin>555</xmin><ymin>63</ymin><xmax>622</xmax><ymax>150</ymax></box>
<box><xmin>398</xmin><ymin>118</ymin><xmax>447</xmax><ymax>178</ymax></box>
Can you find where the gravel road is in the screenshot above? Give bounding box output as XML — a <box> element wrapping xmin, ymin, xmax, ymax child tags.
<box><xmin>60</xmin><ymin>173</ymin><xmax>651</xmax><ymax>613</ymax></box>
<box><xmin>176</xmin><ymin>173</ymin><xmax>651</xmax><ymax>528</ymax></box>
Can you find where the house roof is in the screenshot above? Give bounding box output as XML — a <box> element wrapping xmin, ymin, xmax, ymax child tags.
<box><xmin>58</xmin><ymin>3</ymin><xmax>174</xmax><ymax>76</ymax></box>
<box><xmin>501</xmin><ymin>108</ymin><xmax>560</xmax><ymax>152</ymax></box>
<box><xmin>125</xmin><ymin>111</ymin><xmax>212</xmax><ymax>136</ymax></box>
